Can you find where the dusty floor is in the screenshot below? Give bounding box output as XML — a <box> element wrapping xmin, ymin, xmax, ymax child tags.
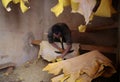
<box><xmin>0</xmin><ymin>58</ymin><xmax>118</xmax><ymax>82</ymax></box>
<box><xmin>0</xmin><ymin>59</ymin><xmax>54</xmax><ymax>82</ymax></box>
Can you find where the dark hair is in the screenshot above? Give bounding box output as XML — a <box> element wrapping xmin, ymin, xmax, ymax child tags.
<box><xmin>52</xmin><ymin>24</ymin><xmax>62</xmax><ymax>35</ymax></box>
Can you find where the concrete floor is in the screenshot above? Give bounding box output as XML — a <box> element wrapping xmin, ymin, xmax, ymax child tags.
<box><xmin>0</xmin><ymin>59</ymin><xmax>54</xmax><ymax>82</ymax></box>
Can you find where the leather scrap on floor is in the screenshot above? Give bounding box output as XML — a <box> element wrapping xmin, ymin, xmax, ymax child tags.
<box><xmin>43</xmin><ymin>50</ymin><xmax>116</xmax><ymax>82</ymax></box>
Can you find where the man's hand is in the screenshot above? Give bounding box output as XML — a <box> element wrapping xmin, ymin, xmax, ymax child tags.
<box><xmin>57</xmin><ymin>55</ymin><xmax>63</xmax><ymax>59</ymax></box>
<box><xmin>58</xmin><ymin>48</ymin><xmax>64</xmax><ymax>53</ymax></box>
<box><xmin>57</xmin><ymin>52</ymin><xmax>66</xmax><ymax>59</ymax></box>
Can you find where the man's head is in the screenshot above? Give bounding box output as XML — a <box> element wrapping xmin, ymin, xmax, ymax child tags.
<box><xmin>52</xmin><ymin>24</ymin><xmax>62</xmax><ymax>38</ymax></box>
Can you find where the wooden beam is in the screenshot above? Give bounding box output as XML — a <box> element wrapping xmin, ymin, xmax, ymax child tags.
<box><xmin>80</xmin><ymin>44</ymin><xmax>117</xmax><ymax>54</ymax></box>
<box><xmin>31</xmin><ymin>40</ymin><xmax>41</xmax><ymax>45</ymax></box>
<box><xmin>86</xmin><ymin>22</ymin><xmax>118</xmax><ymax>32</ymax></box>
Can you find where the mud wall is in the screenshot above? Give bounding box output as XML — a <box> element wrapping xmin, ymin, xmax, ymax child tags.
<box><xmin>0</xmin><ymin>0</ymin><xmax>118</xmax><ymax>66</ymax></box>
<box><xmin>0</xmin><ymin>0</ymin><xmax>45</xmax><ymax>66</ymax></box>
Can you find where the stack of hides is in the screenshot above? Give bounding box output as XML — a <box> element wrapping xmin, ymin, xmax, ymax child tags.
<box><xmin>43</xmin><ymin>50</ymin><xmax>116</xmax><ymax>82</ymax></box>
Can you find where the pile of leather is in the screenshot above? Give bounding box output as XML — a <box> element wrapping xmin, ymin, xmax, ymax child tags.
<box><xmin>43</xmin><ymin>50</ymin><xmax>116</xmax><ymax>82</ymax></box>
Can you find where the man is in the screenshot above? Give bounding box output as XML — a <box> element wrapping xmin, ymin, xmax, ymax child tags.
<box><xmin>47</xmin><ymin>23</ymin><xmax>72</xmax><ymax>58</ymax></box>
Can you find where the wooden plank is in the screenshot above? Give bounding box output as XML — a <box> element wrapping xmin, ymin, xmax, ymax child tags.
<box><xmin>31</xmin><ymin>40</ymin><xmax>41</xmax><ymax>45</ymax></box>
<box><xmin>71</xmin><ymin>29</ymin><xmax>117</xmax><ymax>46</ymax></box>
<box><xmin>80</xmin><ymin>44</ymin><xmax>116</xmax><ymax>54</ymax></box>
<box><xmin>86</xmin><ymin>22</ymin><xmax>118</xmax><ymax>32</ymax></box>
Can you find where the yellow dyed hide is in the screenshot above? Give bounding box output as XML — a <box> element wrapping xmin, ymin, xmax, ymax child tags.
<box><xmin>43</xmin><ymin>50</ymin><xmax>116</xmax><ymax>82</ymax></box>
<box><xmin>51</xmin><ymin>0</ymin><xmax>71</xmax><ymax>17</ymax></box>
<box><xmin>94</xmin><ymin>0</ymin><xmax>116</xmax><ymax>17</ymax></box>
<box><xmin>78</xmin><ymin>25</ymin><xmax>86</xmax><ymax>32</ymax></box>
<box><xmin>1</xmin><ymin>0</ymin><xmax>30</xmax><ymax>13</ymax></box>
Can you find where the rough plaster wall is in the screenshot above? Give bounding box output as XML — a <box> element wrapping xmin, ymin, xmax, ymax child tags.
<box><xmin>0</xmin><ymin>0</ymin><xmax>44</xmax><ymax>66</ymax></box>
<box><xmin>0</xmin><ymin>0</ymin><xmax>118</xmax><ymax>66</ymax></box>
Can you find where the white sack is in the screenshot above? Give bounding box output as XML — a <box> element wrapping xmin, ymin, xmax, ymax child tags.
<box><xmin>38</xmin><ymin>41</ymin><xmax>79</xmax><ymax>61</ymax></box>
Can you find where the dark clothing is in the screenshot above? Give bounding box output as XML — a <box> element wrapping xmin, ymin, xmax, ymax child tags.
<box><xmin>48</xmin><ymin>23</ymin><xmax>72</xmax><ymax>45</ymax></box>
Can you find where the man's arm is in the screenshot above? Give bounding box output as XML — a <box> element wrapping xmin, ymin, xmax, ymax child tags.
<box><xmin>50</xmin><ymin>42</ymin><xmax>63</xmax><ymax>52</ymax></box>
<box><xmin>57</xmin><ymin>44</ymin><xmax>72</xmax><ymax>58</ymax></box>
